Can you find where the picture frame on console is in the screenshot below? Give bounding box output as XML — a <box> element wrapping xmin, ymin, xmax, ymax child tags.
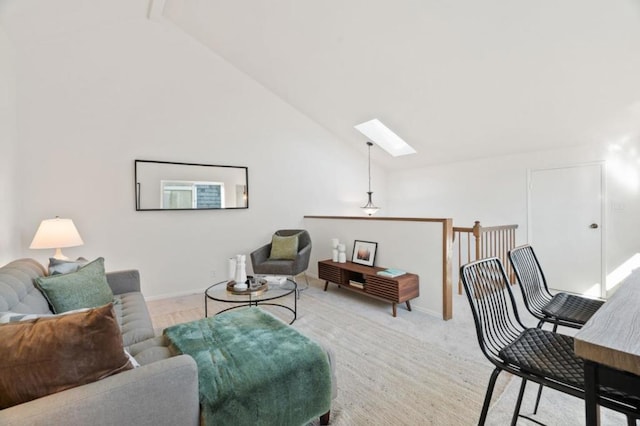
<box><xmin>352</xmin><ymin>240</ymin><xmax>377</xmax><ymax>267</ymax></box>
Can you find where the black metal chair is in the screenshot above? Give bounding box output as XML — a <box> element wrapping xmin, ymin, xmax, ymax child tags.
<box><xmin>508</xmin><ymin>244</ymin><xmax>604</xmax><ymax>331</ymax></box>
<box><xmin>509</xmin><ymin>243</ymin><xmax>607</xmax><ymax>415</ymax></box>
<box><xmin>460</xmin><ymin>257</ymin><xmax>640</xmax><ymax>426</ymax></box>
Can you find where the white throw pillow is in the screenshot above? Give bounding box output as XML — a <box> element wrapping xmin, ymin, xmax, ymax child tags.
<box><xmin>0</xmin><ymin>308</ymin><xmax>90</xmax><ymax>324</ymax></box>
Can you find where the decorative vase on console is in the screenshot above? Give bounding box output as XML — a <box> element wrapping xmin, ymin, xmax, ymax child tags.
<box><xmin>337</xmin><ymin>244</ymin><xmax>347</xmax><ymax>263</ymax></box>
<box><xmin>235</xmin><ymin>254</ymin><xmax>247</xmax><ymax>284</ymax></box>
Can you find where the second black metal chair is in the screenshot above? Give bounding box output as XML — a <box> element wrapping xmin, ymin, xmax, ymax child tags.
<box><xmin>508</xmin><ymin>244</ymin><xmax>604</xmax><ymax>331</ymax></box>
<box><xmin>460</xmin><ymin>257</ymin><xmax>640</xmax><ymax>425</ymax></box>
<box><xmin>509</xmin><ymin>243</ymin><xmax>607</xmax><ymax>415</ymax></box>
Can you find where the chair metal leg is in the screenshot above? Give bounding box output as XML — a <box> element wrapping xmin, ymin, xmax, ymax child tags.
<box><xmin>479</xmin><ymin>368</ymin><xmax>502</xmax><ymax>426</ymax></box>
<box><xmin>527</xmin><ymin>319</ymin><xmax>549</xmax><ymax>412</ymax></box>
<box><xmin>511</xmin><ymin>379</ymin><xmax>527</xmax><ymax>426</ymax></box>
<box><xmin>533</xmin><ymin>383</ymin><xmax>543</xmax><ymax>414</ymax></box>
<box><xmin>295</xmin><ymin>272</ymin><xmax>310</xmax><ymax>299</ymax></box>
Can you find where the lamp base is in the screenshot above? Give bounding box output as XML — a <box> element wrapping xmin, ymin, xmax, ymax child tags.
<box><xmin>52</xmin><ymin>248</ymin><xmax>69</xmax><ymax>260</ymax></box>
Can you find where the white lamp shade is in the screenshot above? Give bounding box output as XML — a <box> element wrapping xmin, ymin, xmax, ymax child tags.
<box><xmin>30</xmin><ymin>218</ymin><xmax>84</xmax><ymax>249</ymax></box>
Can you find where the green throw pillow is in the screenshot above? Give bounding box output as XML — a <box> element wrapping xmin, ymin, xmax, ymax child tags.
<box><xmin>269</xmin><ymin>234</ymin><xmax>300</xmax><ymax>260</ymax></box>
<box><xmin>35</xmin><ymin>257</ymin><xmax>114</xmax><ymax>314</ymax></box>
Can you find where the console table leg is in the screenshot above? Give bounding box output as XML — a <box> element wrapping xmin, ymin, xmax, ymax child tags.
<box><xmin>324</xmin><ymin>281</ymin><xmax>328</xmax><ymax>291</ymax></box>
<box><xmin>392</xmin><ymin>303</ymin><xmax>397</xmax><ymax>317</ymax></box>
<box><xmin>406</xmin><ymin>301</ymin><xmax>412</xmax><ymax>311</ymax></box>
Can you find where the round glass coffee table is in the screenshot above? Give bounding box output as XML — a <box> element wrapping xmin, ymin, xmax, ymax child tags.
<box><xmin>204</xmin><ymin>278</ymin><xmax>297</xmax><ymax>324</ymax></box>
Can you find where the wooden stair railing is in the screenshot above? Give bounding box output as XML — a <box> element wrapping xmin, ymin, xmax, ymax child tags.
<box><xmin>453</xmin><ymin>221</ymin><xmax>518</xmax><ymax>294</ymax></box>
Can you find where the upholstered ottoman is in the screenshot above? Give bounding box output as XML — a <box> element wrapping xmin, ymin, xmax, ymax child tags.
<box><xmin>163</xmin><ymin>307</ymin><xmax>332</xmax><ymax>426</ymax></box>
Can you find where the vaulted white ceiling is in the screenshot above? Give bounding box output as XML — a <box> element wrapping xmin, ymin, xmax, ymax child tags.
<box><xmin>159</xmin><ymin>0</ymin><xmax>640</xmax><ymax>169</ymax></box>
<box><xmin>3</xmin><ymin>0</ymin><xmax>640</xmax><ymax>170</ymax></box>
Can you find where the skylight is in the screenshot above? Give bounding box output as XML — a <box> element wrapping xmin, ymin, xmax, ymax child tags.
<box><xmin>354</xmin><ymin>119</ymin><xmax>416</xmax><ymax>157</ymax></box>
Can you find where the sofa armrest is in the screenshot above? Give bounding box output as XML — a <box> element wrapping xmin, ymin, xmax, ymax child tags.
<box><xmin>0</xmin><ymin>355</ymin><xmax>199</xmax><ymax>426</ymax></box>
<box><xmin>106</xmin><ymin>270</ymin><xmax>141</xmax><ymax>295</ymax></box>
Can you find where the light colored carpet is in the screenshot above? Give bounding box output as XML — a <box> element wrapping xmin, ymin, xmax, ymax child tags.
<box><xmin>147</xmin><ymin>277</ymin><xmax>630</xmax><ymax>425</ymax></box>
<box><xmin>148</xmin><ymin>279</ymin><xmax>509</xmax><ymax>425</ymax></box>
<box><xmin>295</xmin><ymin>289</ymin><xmax>509</xmax><ymax>425</ymax></box>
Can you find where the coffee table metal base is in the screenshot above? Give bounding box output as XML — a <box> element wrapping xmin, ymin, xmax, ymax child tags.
<box><xmin>204</xmin><ymin>280</ymin><xmax>297</xmax><ymax>325</ymax></box>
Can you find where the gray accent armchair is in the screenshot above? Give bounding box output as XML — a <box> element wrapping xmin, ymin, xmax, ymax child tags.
<box><xmin>250</xmin><ymin>230</ymin><xmax>312</xmax><ymax>293</ymax></box>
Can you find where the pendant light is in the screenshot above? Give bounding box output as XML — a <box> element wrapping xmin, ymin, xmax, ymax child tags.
<box><xmin>361</xmin><ymin>141</ymin><xmax>380</xmax><ymax>216</ymax></box>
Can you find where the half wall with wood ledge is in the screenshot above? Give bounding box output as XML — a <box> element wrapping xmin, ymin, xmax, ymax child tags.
<box><xmin>304</xmin><ymin>216</ymin><xmax>453</xmax><ymax>320</ymax></box>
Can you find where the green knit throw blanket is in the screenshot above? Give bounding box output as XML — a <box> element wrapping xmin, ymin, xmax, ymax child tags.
<box><xmin>164</xmin><ymin>307</ymin><xmax>332</xmax><ymax>426</ymax></box>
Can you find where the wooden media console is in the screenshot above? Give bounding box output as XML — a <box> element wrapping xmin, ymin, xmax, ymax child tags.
<box><xmin>318</xmin><ymin>259</ymin><xmax>419</xmax><ymax>317</ymax></box>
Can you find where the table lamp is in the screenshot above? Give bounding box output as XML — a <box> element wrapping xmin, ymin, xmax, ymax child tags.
<box><xmin>29</xmin><ymin>217</ymin><xmax>84</xmax><ymax>260</ymax></box>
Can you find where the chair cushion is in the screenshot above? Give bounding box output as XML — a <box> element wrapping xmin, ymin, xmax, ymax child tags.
<box><xmin>498</xmin><ymin>328</ymin><xmax>640</xmax><ymax>406</ymax></box>
<box><xmin>35</xmin><ymin>257</ymin><xmax>114</xmax><ymax>313</ymax></box>
<box><xmin>499</xmin><ymin>328</ymin><xmax>584</xmax><ymax>386</ymax></box>
<box><xmin>542</xmin><ymin>293</ymin><xmax>604</xmax><ymax>325</ymax></box>
<box><xmin>252</xmin><ymin>259</ymin><xmax>298</xmax><ymax>276</ymax></box>
<box><xmin>0</xmin><ymin>303</ymin><xmax>133</xmax><ymax>409</ymax></box>
<box><xmin>269</xmin><ymin>233</ymin><xmax>299</xmax><ymax>260</ymax></box>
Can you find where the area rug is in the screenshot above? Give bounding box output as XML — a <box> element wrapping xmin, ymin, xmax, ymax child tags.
<box><xmin>289</xmin><ymin>291</ymin><xmax>509</xmax><ymax>425</ymax></box>
<box><xmin>149</xmin><ymin>289</ymin><xmax>510</xmax><ymax>425</ymax></box>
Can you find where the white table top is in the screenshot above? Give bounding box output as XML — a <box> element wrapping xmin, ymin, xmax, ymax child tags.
<box><xmin>574</xmin><ymin>268</ymin><xmax>640</xmax><ymax>376</ymax></box>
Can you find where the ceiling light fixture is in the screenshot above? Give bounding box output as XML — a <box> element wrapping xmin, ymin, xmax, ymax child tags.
<box><xmin>354</xmin><ymin>118</ymin><xmax>416</xmax><ymax>157</ymax></box>
<box><xmin>362</xmin><ymin>141</ymin><xmax>380</xmax><ymax>216</ymax></box>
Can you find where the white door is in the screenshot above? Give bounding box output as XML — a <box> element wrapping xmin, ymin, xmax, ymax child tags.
<box><xmin>529</xmin><ymin>164</ymin><xmax>604</xmax><ymax>297</ymax></box>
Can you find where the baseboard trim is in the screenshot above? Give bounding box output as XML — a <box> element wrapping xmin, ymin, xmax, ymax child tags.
<box><xmin>144</xmin><ymin>288</ymin><xmax>205</xmax><ymax>301</ymax></box>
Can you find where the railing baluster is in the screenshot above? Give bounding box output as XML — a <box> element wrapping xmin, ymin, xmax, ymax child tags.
<box><xmin>454</xmin><ymin>221</ymin><xmax>519</xmax><ymax>288</ymax></box>
<box><xmin>457</xmin><ymin>231</ymin><xmax>462</xmax><ymax>294</ymax></box>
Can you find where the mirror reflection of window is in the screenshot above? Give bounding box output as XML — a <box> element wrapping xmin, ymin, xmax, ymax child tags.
<box><xmin>163</xmin><ymin>184</ymin><xmax>193</xmax><ymax>209</ymax></box>
<box><xmin>161</xmin><ymin>181</ymin><xmax>225</xmax><ymax>209</ymax></box>
<box><xmin>135</xmin><ymin>160</ymin><xmax>248</xmax><ymax>210</ymax></box>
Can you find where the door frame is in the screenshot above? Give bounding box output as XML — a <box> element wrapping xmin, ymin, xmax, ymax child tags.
<box><xmin>526</xmin><ymin>161</ymin><xmax>607</xmax><ymax>298</ymax></box>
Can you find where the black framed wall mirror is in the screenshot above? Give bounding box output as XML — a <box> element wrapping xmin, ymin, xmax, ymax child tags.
<box><xmin>135</xmin><ymin>160</ymin><xmax>249</xmax><ymax>211</ymax></box>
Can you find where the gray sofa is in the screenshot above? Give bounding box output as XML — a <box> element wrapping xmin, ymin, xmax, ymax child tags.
<box><xmin>0</xmin><ymin>258</ymin><xmax>200</xmax><ymax>426</ymax></box>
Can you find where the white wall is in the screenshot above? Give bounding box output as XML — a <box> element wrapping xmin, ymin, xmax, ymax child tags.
<box><xmin>387</xmin><ymin>140</ymin><xmax>640</xmax><ymax>286</ymax></box>
<box><xmin>0</xmin><ymin>25</ymin><xmax>18</xmax><ymax>264</ymax></box>
<box><xmin>8</xmin><ymin>17</ymin><xmax>387</xmax><ymax>298</ymax></box>
<box><xmin>158</xmin><ymin>0</ymin><xmax>640</xmax><ymax>171</ymax></box>
<box><xmin>304</xmin><ymin>217</ymin><xmax>445</xmax><ymax>317</ymax></box>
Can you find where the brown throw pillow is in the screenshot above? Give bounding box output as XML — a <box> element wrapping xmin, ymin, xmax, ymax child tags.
<box><xmin>0</xmin><ymin>303</ymin><xmax>132</xmax><ymax>409</ymax></box>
